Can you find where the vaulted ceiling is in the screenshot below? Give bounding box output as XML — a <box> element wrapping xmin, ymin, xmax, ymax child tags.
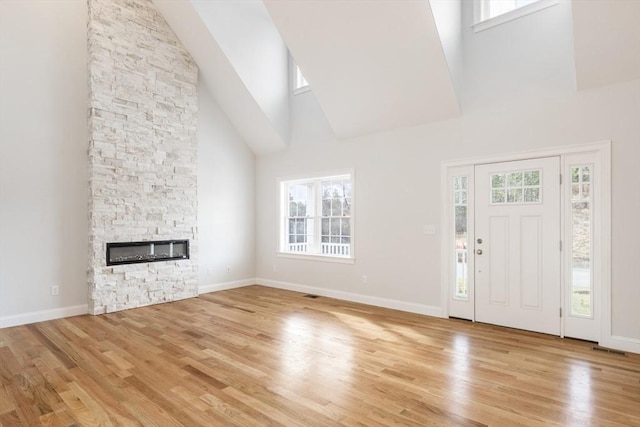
<box><xmin>152</xmin><ymin>0</ymin><xmax>289</xmax><ymax>155</ymax></box>
<box><xmin>263</xmin><ymin>0</ymin><xmax>461</xmax><ymax>139</ymax></box>
<box><xmin>153</xmin><ymin>0</ymin><xmax>640</xmax><ymax>155</ymax></box>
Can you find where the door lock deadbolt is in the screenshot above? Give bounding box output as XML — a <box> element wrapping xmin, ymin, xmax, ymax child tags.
<box><xmin>477</xmin><ymin>238</ymin><xmax>483</xmax><ymax>244</ymax></box>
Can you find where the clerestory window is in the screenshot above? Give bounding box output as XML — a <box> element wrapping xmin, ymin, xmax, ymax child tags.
<box><xmin>294</xmin><ymin>65</ymin><xmax>308</xmax><ymax>91</ymax></box>
<box><xmin>473</xmin><ymin>0</ymin><xmax>559</xmax><ymax>32</ymax></box>
<box><xmin>291</xmin><ymin>58</ymin><xmax>310</xmax><ymax>95</ymax></box>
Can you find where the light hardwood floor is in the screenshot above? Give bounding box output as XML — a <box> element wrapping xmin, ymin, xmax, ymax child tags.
<box><xmin>1</xmin><ymin>285</ymin><xmax>638</xmax><ymax>426</ymax></box>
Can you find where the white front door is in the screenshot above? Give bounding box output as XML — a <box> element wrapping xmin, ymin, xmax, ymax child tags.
<box><xmin>475</xmin><ymin>157</ymin><xmax>561</xmax><ymax>335</ymax></box>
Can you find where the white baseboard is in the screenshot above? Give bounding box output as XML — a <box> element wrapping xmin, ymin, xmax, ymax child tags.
<box><xmin>0</xmin><ymin>304</ymin><xmax>88</xmax><ymax>329</ymax></box>
<box><xmin>602</xmin><ymin>335</ymin><xmax>640</xmax><ymax>355</ymax></box>
<box><xmin>198</xmin><ymin>278</ymin><xmax>257</xmax><ymax>295</ymax></box>
<box><xmin>255</xmin><ymin>277</ymin><xmax>444</xmax><ymax>318</ymax></box>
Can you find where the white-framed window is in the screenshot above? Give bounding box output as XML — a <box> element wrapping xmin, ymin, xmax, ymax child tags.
<box><xmin>568</xmin><ymin>164</ymin><xmax>593</xmax><ymax>318</ymax></box>
<box><xmin>473</xmin><ymin>0</ymin><xmax>559</xmax><ymax>32</ymax></box>
<box><xmin>453</xmin><ymin>176</ymin><xmax>470</xmax><ymax>300</ymax></box>
<box><xmin>445</xmin><ymin>165</ymin><xmax>475</xmax><ymax>321</ymax></box>
<box><xmin>489</xmin><ymin>169</ymin><xmax>542</xmax><ymax>204</ymax></box>
<box><xmin>291</xmin><ymin>56</ymin><xmax>310</xmax><ymax>95</ymax></box>
<box><xmin>279</xmin><ymin>172</ymin><xmax>353</xmax><ymax>262</ymax></box>
<box><xmin>294</xmin><ymin>65</ymin><xmax>309</xmax><ymax>92</ymax></box>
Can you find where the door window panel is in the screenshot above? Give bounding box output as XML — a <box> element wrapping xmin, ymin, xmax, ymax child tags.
<box><xmin>490</xmin><ymin>169</ymin><xmax>541</xmax><ymax>205</ymax></box>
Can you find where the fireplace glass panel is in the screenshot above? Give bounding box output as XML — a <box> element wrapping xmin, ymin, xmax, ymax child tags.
<box><xmin>106</xmin><ymin>240</ymin><xmax>189</xmax><ymax>266</ymax></box>
<box><xmin>154</xmin><ymin>243</ymin><xmax>171</xmax><ymax>259</ymax></box>
<box><xmin>173</xmin><ymin>242</ymin><xmax>188</xmax><ymax>257</ymax></box>
<box><xmin>110</xmin><ymin>245</ymin><xmax>151</xmax><ymax>263</ymax></box>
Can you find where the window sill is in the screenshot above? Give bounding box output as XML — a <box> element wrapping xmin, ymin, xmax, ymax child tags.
<box><xmin>277</xmin><ymin>252</ymin><xmax>355</xmax><ymax>264</ymax></box>
<box><xmin>473</xmin><ymin>0</ymin><xmax>559</xmax><ymax>33</ymax></box>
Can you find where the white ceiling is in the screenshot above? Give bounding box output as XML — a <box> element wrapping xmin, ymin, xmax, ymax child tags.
<box><xmin>572</xmin><ymin>0</ymin><xmax>640</xmax><ymax>90</ymax></box>
<box><xmin>152</xmin><ymin>0</ymin><xmax>288</xmax><ymax>155</ymax></box>
<box><xmin>153</xmin><ymin>0</ymin><xmax>639</xmax><ymax>154</ymax></box>
<box><xmin>263</xmin><ymin>0</ymin><xmax>460</xmax><ymax>139</ymax></box>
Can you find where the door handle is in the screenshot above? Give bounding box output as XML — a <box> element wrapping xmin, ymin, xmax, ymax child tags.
<box><xmin>476</xmin><ymin>249</ymin><xmax>483</xmax><ymax>255</ymax></box>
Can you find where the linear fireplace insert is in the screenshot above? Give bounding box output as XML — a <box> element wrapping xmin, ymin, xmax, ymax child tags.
<box><xmin>106</xmin><ymin>240</ymin><xmax>189</xmax><ymax>266</ymax></box>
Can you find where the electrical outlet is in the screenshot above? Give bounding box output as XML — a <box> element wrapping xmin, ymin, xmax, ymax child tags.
<box><xmin>362</xmin><ymin>275</ymin><xmax>368</xmax><ymax>284</ymax></box>
<box><xmin>51</xmin><ymin>285</ymin><xmax>59</xmax><ymax>296</ymax></box>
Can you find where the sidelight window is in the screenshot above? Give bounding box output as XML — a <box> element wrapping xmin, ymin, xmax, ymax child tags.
<box><xmin>453</xmin><ymin>176</ymin><xmax>469</xmax><ymax>299</ymax></box>
<box><xmin>570</xmin><ymin>165</ymin><xmax>592</xmax><ymax>317</ymax></box>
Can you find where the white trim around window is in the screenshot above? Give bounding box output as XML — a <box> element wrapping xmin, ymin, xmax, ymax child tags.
<box><xmin>278</xmin><ymin>169</ymin><xmax>355</xmax><ymax>264</ymax></box>
<box><xmin>290</xmin><ymin>56</ymin><xmax>310</xmax><ymax>95</ymax></box>
<box><xmin>473</xmin><ymin>0</ymin><xmax>559</xmax><ymax>33</ymax></box>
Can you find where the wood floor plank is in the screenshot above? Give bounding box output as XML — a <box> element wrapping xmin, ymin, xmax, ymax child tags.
<box><xmin>38</xmin><ymin>407</ymin><xmax>80</xmax><ymax>427</ymax></box>
<box><xmin>6</xmin><ymin>382</ymin><xmax>45</xmax><ymax>426</ymax></box>
<box><xmin>0</xmin><ymin>381</ymin><xmax>16</xmax><ymax>414</ymax></box>
<box><xmin>0</xmin><ymin>409</ymin><xmax>22</xmax><ymax>427</ymax></box>
<box><xmin>25</xmin><ymin>325</ymin><xmax>76</xmax><ymax>370</ymax></box>
<box><xmin>1</xmin><ymin>285</ymin><xmax>639</xmax><ymax>426</ymax></box>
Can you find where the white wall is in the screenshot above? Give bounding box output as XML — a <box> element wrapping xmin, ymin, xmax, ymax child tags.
<box><xmin>0</xmin><ymin>1</ymin><xmax>89</xmax><ymax>322</ymax></box>
<box><xmin>197</xmin><ymin>79</ymin><xmax>256</xmax><ymax>289</ymax></box>
<box><xmin>256</xmin><ymin>0</ymin><xmax>640</xmax><ymax>342</ymax></box>
<box><xmin>462</xmin><ymin>0</ymin><xmax>576</xmax><ymax>110</ymax></box>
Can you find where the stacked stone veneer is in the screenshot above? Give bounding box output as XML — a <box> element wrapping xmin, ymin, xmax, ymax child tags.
<box><xmin>87</xmin><ymin>0</ymin><xmax>199</xmax><ymax>314</ymax></box>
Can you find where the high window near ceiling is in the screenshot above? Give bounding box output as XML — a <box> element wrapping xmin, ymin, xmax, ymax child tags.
<box><xmin>292</xmin><ymin>59</ymin><xmax>309</xmax><ymax>95</ymax></box>
<box><xmin>279</xmin><ymin>172</ymin><xmax>353</xmax><ymax>262</ymax></box>
<box><xmin>473</xmin><ymin>0</ymin><xmax>559</xmax><ymax>32</ymax></box>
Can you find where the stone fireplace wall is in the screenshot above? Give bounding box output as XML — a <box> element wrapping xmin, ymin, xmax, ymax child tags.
<box><xmin>87</xmin><ymin>0</ymin><xmax>199</xmax><ymax>314</ymax></box>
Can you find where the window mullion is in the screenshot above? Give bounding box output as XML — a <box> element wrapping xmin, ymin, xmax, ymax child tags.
<box><xmin>283</xmin><ymin>183</ymin><xmax>290</xmax><ymax>253</ymax></box>
<box><xmin>309</xmin><ymin>181</ymin><xmax>320</xmax><ymax>254</ymax></box>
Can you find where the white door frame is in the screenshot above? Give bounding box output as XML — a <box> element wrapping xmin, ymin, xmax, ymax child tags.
<box><xmin>441</xmin><ymin>141</ymin><xmax>613</xmax><ymax>346</ymax></box>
